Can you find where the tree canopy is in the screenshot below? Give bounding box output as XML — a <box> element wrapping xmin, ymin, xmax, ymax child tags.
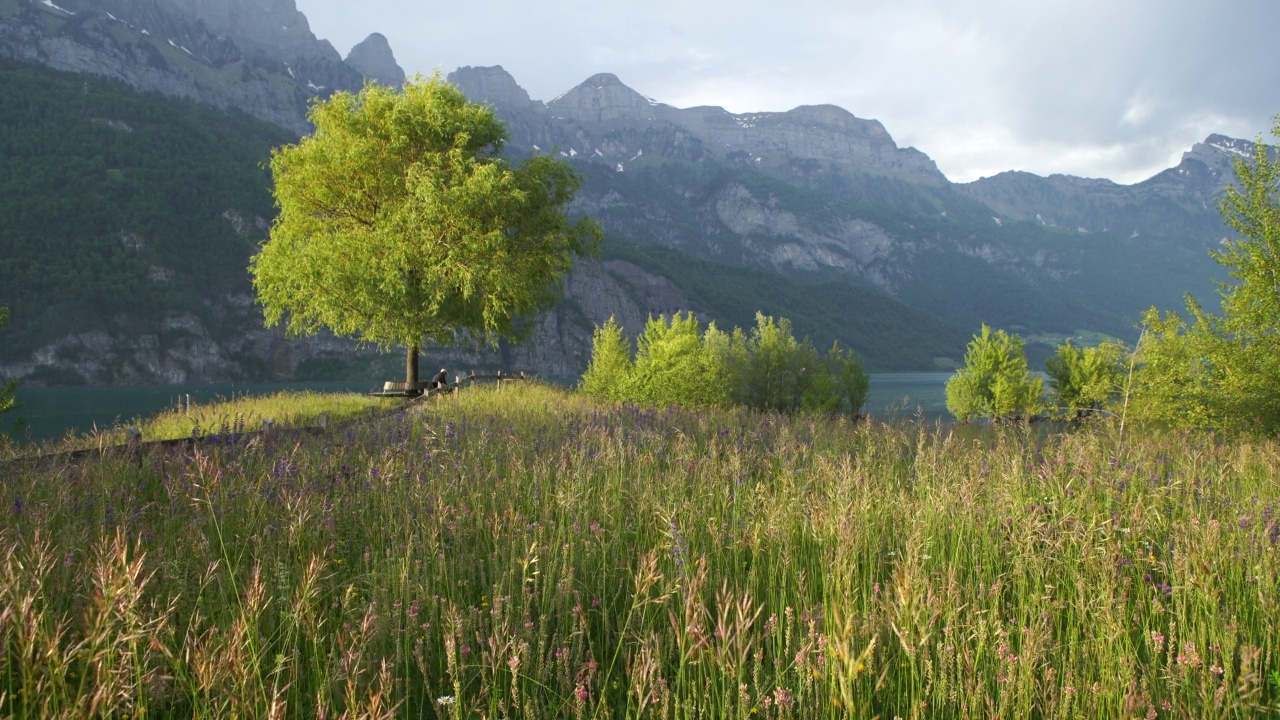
<box><xmin>1045</xmin><ymin>340</ymin><xmax>1126</xmax><ymax>421</ymax></box>
<box><xmin>579</xmin><ymin>312</ymin><xmax>869</xmax><ymax>415</ymax></box>
<box><xmin>1131</xmin><ymin>120</ymin><xmax>1280</xmax><ymax>434</ymax></box>
<box><xmin>251</xmin><ymin>75</ymin><xmax>600</xmax><ymax>384</ymax></box>
<box><xmin>945</xmin><ymin>325</ymin><xmax>1043</xmax><ymax>423</ymax></box>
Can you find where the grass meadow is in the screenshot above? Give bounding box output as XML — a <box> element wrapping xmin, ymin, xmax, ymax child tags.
<box><xmin>1</xmin><ymin>382</ymin><xmax>1277</xmax><ymax>718</ymax></box>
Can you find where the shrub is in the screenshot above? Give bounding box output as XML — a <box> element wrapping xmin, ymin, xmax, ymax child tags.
<box><xmin>579</xmin><ymin>316</ymin><xmax>634</xmax><ymax>401</ymax></box>
<box><xmin>945</xmin><ymin>325</ymin><xmax>1043</xmax><ymax>422</ymax></box>
<box><xmin>1045</xmin><ymin>340</ymin><xmax>1126</xmax><ymax>420</ymax></box>
<box><xmin>581</xmin><ymin>311</ymin><xmax>869</xmax><ymax>415</ymax></box>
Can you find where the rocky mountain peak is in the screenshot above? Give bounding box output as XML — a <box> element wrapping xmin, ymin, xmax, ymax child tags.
<box><xmin>345</xmin><ymin>32</ymin><xmax>404</xmax><ymax>87</ymax></box>
<box><xmin>2</xmin><ymin>0</ymin><xmax>401</xmax><ymax>132</ymax></box>
<box><xmin>1184</xmin><ymin>134</ymin><xmax>1256</xmax><ymax>169</ymax></box>
<box><xmin>547</xmin><ymin>72</ymin><xmax>657</xmax><ymax>124</ymax></box>
<box><xmin>173</xmin><ymin>0</ymin><xmax>337</xmax><ymax>63</ymax></box>
<box><xmin>447</xmin><ymin>65</ymin><xmax>538</xmax><ymax>111</ymax></box>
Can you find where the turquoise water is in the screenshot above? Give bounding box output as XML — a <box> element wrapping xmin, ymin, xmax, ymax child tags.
<box><xmin>863</xmin><ymin>372</ymin><xmax>952</xmax><ymax>420</ymax></box>
<box><xmin>9</xmin><ymin>380</ymin><xmax>376</xmax><ymax>444</ymax></box>
<box><xmin>7</xmin><ymin>373</ymin><xmax>953</xmax><ymax>444</ymax></box>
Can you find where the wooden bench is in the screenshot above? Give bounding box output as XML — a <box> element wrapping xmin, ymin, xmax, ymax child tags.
<box><xmin>368</xmin><ymin>381</ymin><xmax>431</xmax><ymax>397</ymax></box>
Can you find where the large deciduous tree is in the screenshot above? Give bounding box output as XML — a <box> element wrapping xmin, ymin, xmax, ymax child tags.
<box><xmin>251</xmin><ymin>76</ymin><xmax>600</xmax><ymax>386</ymax></box>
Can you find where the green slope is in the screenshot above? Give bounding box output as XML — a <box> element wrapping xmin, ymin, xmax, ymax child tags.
<box><xmin>0</xmin><ymin>59</ymin><xmax>297</xmax><ymax>360</ymax></box>
<box><xmin>602</xmin><ymin>239</ymin><xmax>968</xmax><ymax>371</ymax></box>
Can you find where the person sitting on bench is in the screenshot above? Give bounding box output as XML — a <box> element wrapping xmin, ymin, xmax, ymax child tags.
<box><xmin>429</xmin><ymin>368</ymin><xmax>449</xmax><ymax>389</ymax></box>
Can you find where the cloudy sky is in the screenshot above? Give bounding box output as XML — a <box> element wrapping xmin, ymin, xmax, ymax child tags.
<box><xmin>296</xmin><ymin>0</ymin><xmax>1278</xmax><ymax>184</ymax></box>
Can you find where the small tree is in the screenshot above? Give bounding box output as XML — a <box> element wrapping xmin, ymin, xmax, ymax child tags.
<box><xmin>741</xmin><ymin>313</ymin><xmax>805</xmax><ymax>412</ymax></box>
<box><xmin>629</xmin><ymin>313</ymin><xmax>732</xmax><ymax>407</ymax></box>
<box><xmin>578</xmin><ymin>311</ymin><xmax>868</xmax><ymax>415</ymax></box>
<box><xmin>0</xmin><ymin>308</ymin><xmax>21</xmax><ymax>438</ymax></box>
<box><xmin>945</xmin><ymin>325</ymin><xmax>1043</xmax><ymax>423</ymax></box>
<box><xmin>1131</xmin><ymin>120</ymin><xmax>1280</xmax><ymax>434</ymax></box>
<box><xmin>579</xmin><ymin>316</ymin><xmax>633</xmax><ymax>401</ymax></box>
<box><xmin>1045</xmin><ymin>340</ymin><xmax>1126</xmax><ymax>420</ymax></box>
<box><xmin>1129</xmin><ymin>308</ymin><xmax>1218</xmax><ymax>428</ymax></box>
<box><xmin>828</xmin><ymin>342</ymin><xmax>871</xmax><ymax>416</ymax></box>
<box><xmin>251</xmin><ymin>75</ymin><xmax>600</xmax><ymax>387</ymax></box>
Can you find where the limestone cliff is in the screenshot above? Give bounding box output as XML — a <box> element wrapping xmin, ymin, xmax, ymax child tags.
<box><xmin>0</xmin><ymin>0</ymin><xmax>396</xmax><ymax>133</ymax></box>
<box><xmin>345</xmin><ymin>32</ymin><xmax>403</xmax><ymax>88</ymax></box>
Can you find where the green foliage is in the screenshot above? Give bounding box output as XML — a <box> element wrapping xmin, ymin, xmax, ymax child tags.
<box><xmin>945</xmin><ymin>325</ymin><xmax>1044</xmax><ymax>422</ymax></box>
<box><xmin>578</xmin><ymin>316</ymin><xmax>634</xmax><ymax>401</ymax></box>
<box><xmin>0</xmin><ymin>307</ymin><xmax>21</xmax><ymax>436</ymax></box>
<box><xmin>1129</xmin><ymin>308</ymin><xmax>1218</xmax><ymax>429</ymax></box>
<box><xmin>1132</xmin><ymin>120</ymin><xmax>1280</xmax><ymax>434</ymax></box>
<box><xmin>1045</xmin><ymin>340</ymin><xmax>1127</xmax><ymax>420</ymax></box>
<box><xmin>629</xmin><ymin>313</ymin><xmax>732</xmax><ymax>407</ymax></box>
<box><xmin>738</xmin><ymin>313</ymin><xmax>806</xmax><ymax>412</ymax></box>
<box><xmin>251</xmin><ymin>75</ymin><xmax>601</xmax><ymax>380</ymax></box>
<box><xmin>581</xmin><ymin>311</ymin><xmax>870</xmax><ymax>415</ymax></box>
<box><xmin>0</xmin><ymin>60</ymin><xmax>295</xmax><ymax>360</ymax></box>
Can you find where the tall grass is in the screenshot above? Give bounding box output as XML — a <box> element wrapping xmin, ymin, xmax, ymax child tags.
<box><xmin>137</xmin><ymin>390</ymin><xmax>391</xmax><ymax>441</ymax></box>
<box><xmin>0</xmin><ymin>382</ymin><xmax>1276</xmax><ymax>717</ymax></box>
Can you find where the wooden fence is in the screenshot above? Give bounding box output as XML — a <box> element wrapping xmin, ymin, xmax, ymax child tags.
<box><xmin>369</xmin><ymin>370</ymin><xmax>531</xmax><ymax>398</ymax></box>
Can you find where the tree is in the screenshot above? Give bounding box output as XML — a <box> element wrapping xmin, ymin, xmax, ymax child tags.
<box><xmin>579</xmin><ymin>316</ymin><xmax>633</xmax><ymax>401</ymax></box>
<box><xmin>1045</xmin><ymin>340</ymin><xmax>1126</xmax><ymax>420</ymax></box>
<box><xmin>1131</xmin><ymin>120</ymin><xmax>1280</xmax><ymax>434</ymax></box>
<box><xmin>740</xmin><ymin>313</ymin><xmax>805</xmax><ymax>412</ymax></box>
<box><xmin>0</xmin><ymin>307</ymin><xmax>21</xmax><ymax>436</ymax></box>
<box><xmin>629</xmin><ymin>313</ymin><xmax>732</xmax><ymax>407</ymax></box>
<box><xmin>577</xmin><ymin>311</ymin><xmax>868</xmax><ymax>415</ymax></box>
<box><xmin>826</xmin><ymin>342</ymin><xmax>871</xmax><ymax>417</ymax></box>
<box><xmin>945</xmin><ymin>325</ymin><xmax>1043</xmax><ymax>423</ymax></box>
<box><xmin>251</xmin><ymin>76</ymin><xmax>601</xmax><ymax>387</ymax></box>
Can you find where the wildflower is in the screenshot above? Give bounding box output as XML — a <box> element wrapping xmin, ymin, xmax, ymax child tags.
<box><xmin>436</xmin><ymin>696</ymin><xmax>455</xmax><ymax>706</ymax></box>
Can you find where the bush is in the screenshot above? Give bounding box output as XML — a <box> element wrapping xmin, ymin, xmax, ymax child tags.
<box><xmin>580</xmin><ymin>311</ymin><xmax>869</xmax><ymax>415</ymax></box>
<box><xmin>945</xmin><ymin>325</ymin><xmax>1043</xmax><ymax>423</ymax></box>
<box><xmin>1045</xmin><ymin>340</ymin><xmax>1127</xmax><ymax>420</ymax></box>
<box><xmin>578</xmin><ymin>316</ymin><xmax>634</xmax><ymax>401</ymax></box>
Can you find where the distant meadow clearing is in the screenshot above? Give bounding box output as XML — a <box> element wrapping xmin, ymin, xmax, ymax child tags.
<box><xmin>1</xmin><ymin>383</ymin><xmax>1277</xmax><ymax>718</ymax></box>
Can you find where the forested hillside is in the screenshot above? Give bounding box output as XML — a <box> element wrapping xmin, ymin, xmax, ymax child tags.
<box><xmin>0</xmin><ymin>60</ymin><xmax>969</xmax><ymax>384</ymax></box>
<box><xmin>0</xmin><ymin>59</ymin><xmax>295</xmax><ymax>371</ymax></box>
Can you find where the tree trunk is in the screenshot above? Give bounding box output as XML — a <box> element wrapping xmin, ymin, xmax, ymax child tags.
<box><xmin>405</xmin><ymin>344</ymin><xmax>419</xmax><ymax>389</ymax></box>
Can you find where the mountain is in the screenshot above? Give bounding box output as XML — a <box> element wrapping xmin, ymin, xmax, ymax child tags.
<box><xmin>0</xmin><ymin>0</ymin><xmax>404</xmax><ymax>133</ymax></box>
<box><xmin>450</xmin><ymin>66</ymin><xmax>1237</xmax><ymax>348</ymax></box>
<box><xmin>0</xmin><ymin>1</ymin><xmax>1254</xmax><ymax>387</ymax></box>
<box><xmin>0</xmin><ymin>60</ymin><xmax>967</xmax><ymax>386</ymax></box>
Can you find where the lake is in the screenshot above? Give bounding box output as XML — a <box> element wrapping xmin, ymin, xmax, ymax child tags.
<box><xmin>8</xmin><ymin>373</ymin><xmax>954</xmax><ymax>444</ymax></box>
